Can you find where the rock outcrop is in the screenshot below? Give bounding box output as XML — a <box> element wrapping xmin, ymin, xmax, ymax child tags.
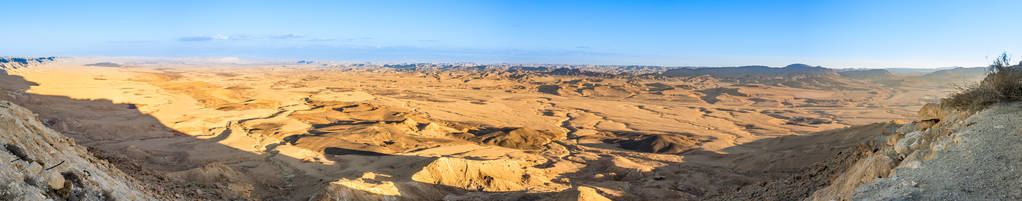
<box><xmin>809</xmin><ymin>102</ymin><xmax>1022</xmax><ymax>200</ymax></box>
<box><xmin>411</xmin><ymin>157</ymin><xmax>537</xmax><ymax>192</ymax></box>
<box><xmin>849</xmin><ymin>103</ymin><xmax>1022</xmax><ymax>200</ymax></box>
<box><xmin>311</xmin><ymin>157</ymin><xmax>552</xmax><ymax>201</ymax></box>
<box><xmin>0</xmin><ymin>100</ymin><xmax>152</xmax><ymax>200</ymax></box>
<box><xmin>916</xmin><ymin>103</ymin><xmax>947</xmax><ymax>121</ymax></box>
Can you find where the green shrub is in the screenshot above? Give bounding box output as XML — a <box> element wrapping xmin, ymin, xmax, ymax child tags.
<box><xmin>941</xmin><ymin>53</ymin><xmax>1022</xmax><ymax>112</ymax></box>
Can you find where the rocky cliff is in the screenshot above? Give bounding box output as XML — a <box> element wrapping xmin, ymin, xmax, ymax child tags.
<box><xmin>0</xmin><ymin>100</ymin><xmax>153</xmax><ymax>200</ymax></box>
<box><xmin>808</xmin><ymin>103</ymin><xmax>1022</xmax><ymax>200</ymax></box>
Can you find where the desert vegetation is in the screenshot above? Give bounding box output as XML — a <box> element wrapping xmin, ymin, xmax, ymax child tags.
<box><xmin>942</xmin><ymin>52</ymin><xmax>1022</xmax><ymax>112</ymax></box>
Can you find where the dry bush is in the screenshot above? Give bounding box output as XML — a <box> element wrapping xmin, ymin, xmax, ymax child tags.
<box><xmin>941</xmin><ymin>53</ymin><xmax>1022</xmax><ymax>111</ymax></box>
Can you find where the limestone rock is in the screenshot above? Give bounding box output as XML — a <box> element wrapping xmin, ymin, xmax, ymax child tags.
<box><xmin>411</xmin><ymin>157</ymin><xmax>532</xmax><ymax>192</ymax></box>
<box><xmin>0</xmin><ymin>100</ymin><xmax>152</xmax><ymax>200</ymax></box>
<box><xmin>45</xmin><ymin>170</ymin><xmax>66</xmax><ymax>190</ymax></box>
<box><xmin>916</xmin><ymin>120</ymin><xmax>937</xmax><ymax>131</ymax></box>
<box><xmin>917</xmin><ymin>103</ymin><xmax>946</xmax><ymax>121</ymax></box>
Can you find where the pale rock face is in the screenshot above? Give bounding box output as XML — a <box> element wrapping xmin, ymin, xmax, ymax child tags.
<box><xmin>45</xmin><ymin>170</ymin><xmax>66</xmax><ymax>190</ymax></box>
<box><xmin>411</xmin><ymin>157</ymin><xmax>532</xmax><ymax>192</ymax></box>
<box><xmin>0</xmin><ymin>100</ymin><xmax>152</xmax><ymax>201</ymax></box>
<box><xmin>884</xmin><ymin>134</ymin><xmax>900</xmax><ymax>146</ymax></box>
<box><xmin>895</xmin><ymin>131</ymin><xmax>922</xmax><ymax>155</ymax></box>
<box><xmin>418</xmin><ymin>122</ymin><xmax>458</xmax><ymax>137</ymax></box>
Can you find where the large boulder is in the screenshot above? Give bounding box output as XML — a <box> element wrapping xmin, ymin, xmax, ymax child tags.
<box><xmin>917</xmin><ymin>103</ymin><xmax>946</xmax><ymax>121</ymax></box>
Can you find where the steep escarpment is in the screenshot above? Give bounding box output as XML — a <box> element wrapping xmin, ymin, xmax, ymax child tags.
<box><xmin>0</xmin><ymin>100</ymin><xmax>152</xmax><ymax>200</ymax></box>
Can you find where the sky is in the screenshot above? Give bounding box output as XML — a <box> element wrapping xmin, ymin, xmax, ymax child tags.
<box><xmin>1</xmin><ymin>0</ymin><xmax>1021</xmax><ymax>68</ymax></box>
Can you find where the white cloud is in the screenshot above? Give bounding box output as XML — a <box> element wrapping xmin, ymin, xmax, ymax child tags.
<box><xmin>271</xmin><ymin>34</ymin><xmax>304</xmax><ymax>39</ymax></box>
<box><xmin>211</xmin><ymin>34</ymin><xmax>230</xmax><ymax>40</ymax></box>
<box><xmin>179</xmin><ymin>34</ymin><xmax>232</xmax><ymax>42</ymax></box>
<box><xmin>179</xmin><ymin>34</ymin><xmax>316</xmax><ymax>42</ymax></box>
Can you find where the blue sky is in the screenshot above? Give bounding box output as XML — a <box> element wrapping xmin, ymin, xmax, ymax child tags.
<box><xmin>1</xmin><ymin>0</ymin><xmax>1020</xmax><ymax>68</ymax></box>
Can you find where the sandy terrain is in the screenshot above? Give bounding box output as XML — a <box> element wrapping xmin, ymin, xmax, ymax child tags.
<box><xmin>0</xmin><ymin>57</ymin><xmax>971</xmax><ymax>200</ymax></box>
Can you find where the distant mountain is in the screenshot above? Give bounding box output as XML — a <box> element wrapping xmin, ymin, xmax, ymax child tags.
<box><xmin>658</xmin><ymin>64</ymin><xmax>849</xmax><ymax>89</ymax></box>
<box><xmin>85</xmin><ymin>62</ymin><xmax>122</xmax><ymax>67</ymax></box>
<box><xmin>531</xmin><ymin>67</ymin><xmax>614</xmax><ymax>77</ymax></box>
<box><xmin>918</xmin><ymin>67</ymin><xmax>987</xmax><ymax>82</ymax></box>
<box><xmin>0</xmin><ymin>57</ymin><xmax>55</xmax><ymax>70</ymax></box>
<box><xmin>662</xmin><ymin>64</ymin><xmax>839</xmax><ymax>79</ymax></box>
<box><xmin>838</xmin><ymin>69</ymin><xmax>895</xmax><ymax>80</ymax></box>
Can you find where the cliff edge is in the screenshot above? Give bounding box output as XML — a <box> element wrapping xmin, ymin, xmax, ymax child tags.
<box><xmin>0</xmin><ymin>100</ymin><xmax>153</xmax><ymax>201</ymax></box>
<box><xmin>808</xmin><ymin>102</ymin><xmax>1022</xmax><ymax>200</ymax></box>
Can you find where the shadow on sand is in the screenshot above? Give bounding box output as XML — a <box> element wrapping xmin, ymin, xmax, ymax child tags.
<box><xmin>0</xmin><ymin>69</ymin><xmax>890</xmax><ymax>200</ymax></box>
<box><xmin>0</xmin><ymin>70</ymin><xmax>461</xmax><ymax>200</ymax></box>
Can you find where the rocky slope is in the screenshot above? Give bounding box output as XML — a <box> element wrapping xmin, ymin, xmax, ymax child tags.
<box><xmin>845</xmin><ymin>103</ymin><xmax>1022</xmax><ymax>200</ymax></box>
<box><xmin>712</xmin><ymin>102</ymin><xmax>1022</xmax><ymax>201</ymax></box>
<box><xmin>808</xmin><ymin>102</ymin><xmax>1022</xmax><ymax>200</ymax></box>
<box><xmin>0</xmin><ymin>100</ymin><xmax>152</xmax><ymax>200</ymax></box>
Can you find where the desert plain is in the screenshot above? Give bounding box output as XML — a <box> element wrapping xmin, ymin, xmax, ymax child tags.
<box><xmin>0</xmin><ymin>57</ymin><xmax>985</xmax><ymax>200</ymax></box>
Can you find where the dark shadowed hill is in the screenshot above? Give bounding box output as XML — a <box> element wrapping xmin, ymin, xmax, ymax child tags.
<box><xmin>661</xmin><ymin>64</ymin><xmax>839</xmax><ymax>79</ymax></box>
